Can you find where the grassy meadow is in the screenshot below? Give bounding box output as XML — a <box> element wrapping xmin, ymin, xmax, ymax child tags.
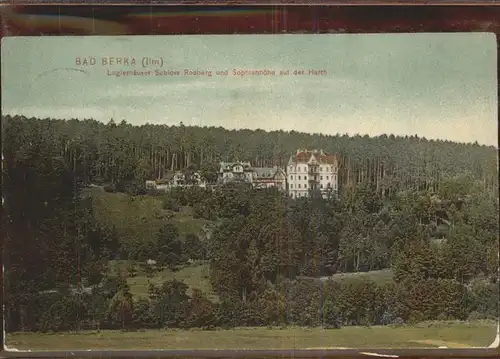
<box><xmin>89</xmin><ymin>187</ymin><xmax>213</xmax><ymax>241</ymax></box>
<box><xmin>110</xmin><ymin>260</ymin><xmax>216</xmax><ymax>300</ymax></box>
<box><xmin>7</xmin><ymin>321</ymin><xmax>498</xmax><ymax>350</ymax></box>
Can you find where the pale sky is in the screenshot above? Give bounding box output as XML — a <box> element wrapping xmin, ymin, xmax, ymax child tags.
<box><xmin>1</xmin><ymin>34</ymin><xmax>497</xmax><ymax>146</ymax></box>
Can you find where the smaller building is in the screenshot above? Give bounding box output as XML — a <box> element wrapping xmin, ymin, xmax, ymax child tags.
<box><xmin>145</xmin><ymin>180</ymin><xmax>157</xmax><ymax>189</ymax></box>
<box><xmin>252</xmin><ymin>166</ymin><xmax>287</xmax><ymax>191</ymax></box>
<box><xmin>218</xmin><ymin>161</ymin><xmax>254</xmax><ymax>184</ymax></box>
<box><xmin>147</xmin><ymin>174</ymin><xmax>174</xmax><ymax>191</ymax></box>
<box><xmin>185</xmin><ymin>171</ymin><xmax>206</xmax><ymax>188</ymax></box>
<box><xmin>146</xmin><ymin>170</ymin><xmax>206</xmax><ymax>191</ymax></box>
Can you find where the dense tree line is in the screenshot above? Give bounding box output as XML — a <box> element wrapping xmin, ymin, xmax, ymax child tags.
<box><xmin>2</xmin><ymin>115</ymin><xmax>497</xmax><ymax>195</ymax></box>
<box><xmin>2</xmin><ymin>115</ymin><xmax>498</xmax><ymax>333</ymax></box>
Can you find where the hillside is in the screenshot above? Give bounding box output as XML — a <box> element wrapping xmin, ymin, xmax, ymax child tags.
<box><xmin>3</xmin><ymin>115</ymin><xmax>498</xmax><ymax>334</ymax></box>
<box><xmin>87</xmin><ymin>187</ymin><xmax>214</xmax><ymax>250</ymax></box>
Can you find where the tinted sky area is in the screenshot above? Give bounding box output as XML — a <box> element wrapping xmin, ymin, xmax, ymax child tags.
<box><xmin>2</xmin><ymin>33</ymin><xmax>497</xmax><ymax>146</ymax></box>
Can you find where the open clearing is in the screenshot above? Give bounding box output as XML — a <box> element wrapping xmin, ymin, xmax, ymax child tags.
<box><xmin>90</xmin><ymin>188</ymin><xmax>213</xmax><ymax>241</ymax></box>
<box><xmin>110</xmin><ymin>260</ymin><xmax>216</xmax><ymax>300</ymax></box>
<box><xmin>319</xmin><ymin>269</ymin><xmax>394</xmax><ymax>285</ymax></box>
<box><xmin>7</xmin><ymin>321</ymin><xmax>497</xmax><ymax>350</ymax></box>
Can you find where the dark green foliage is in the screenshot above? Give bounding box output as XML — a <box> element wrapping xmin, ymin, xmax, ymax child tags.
<box><xmin>183</xmin><ymin>289</ymin><xmax>216</xmax><ymax>329</ymax></box>
<box><xmin>467</xmin><ymin>281</ymin><xmax>499</xmax><ymax>320</ymax></box>
<box><xmin>2</xmin><ymin>115</ymin><xmax>498</xmax><ymax>333</ymax></box>
<box><xmin>148</xmin><ymin>280</ymin><xmax>190</xmax><ymax>328</ymax></box>
<box><xmin>132</xmin><ymin>298</ymin><xmax>156</xmax><ymax>329</ymax></box>
<box><xmin>162</xmin><ymin>196</ymin><xmax>180</xmax><ymax>212</ymax></box>
<box><xmin>183</xmin><ymin>233</ymin><xmax>207</xmax><ymax>260</ymax></box>
<box><xmin>323</xmin><ymin>300</ymin><xmax>343</xmax><ymax>329</ymax></box>
<box><xmin>156</xmin><ymin>223</ymin><xmax>186</xmax><ymax>268</ymax></box>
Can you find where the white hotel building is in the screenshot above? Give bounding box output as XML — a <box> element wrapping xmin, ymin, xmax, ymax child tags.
<box><xmin>286</xmin><ymin>149</ymin><xmax>339</xmax><ymax>199</ymax></box>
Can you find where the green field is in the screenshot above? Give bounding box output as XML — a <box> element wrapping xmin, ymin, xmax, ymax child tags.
<box><xmin>323</xmin><ymin>269</ymin><xmax>394</xmax><ymax>285</ymax></box>
<box><xmin>7</xmin><ymin>321</ymin><xmax>498</xmax><ymax>350</ymax></box>
<box><xmin>90</xmin><ymin>188</ymin><xmax>213</xmax><ymax>241</ymax></box>
<box><xmin>110</xmin><ymin>260</ymin><xmax>216</xmax><ymax>300</ymax></box>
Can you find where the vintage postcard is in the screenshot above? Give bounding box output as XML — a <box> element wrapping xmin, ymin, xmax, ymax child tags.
<box><xmin>1</xmin><ymin>34</ymin><xmax>498</xmax><ymax>351</ymax></box>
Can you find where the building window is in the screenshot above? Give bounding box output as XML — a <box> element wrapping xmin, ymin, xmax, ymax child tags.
<box><xmin>327</xmin><ymin>176</ymin><xmax>329</xmax><ymax>180</ymax></box>
<box><xmin>320</xmin><ymin>176</ymin><xmax>323</xmax><ymax>180</ymax></box>
<box><xmin>305</xmin><ymin>184</ymin><xmax>307</xmax><ymax>188</ymax></box>
<box><xmin>290</xmin><ymin>175</ymin><xmax>293</xmax><ymax>180</ymax></box>
<box><xmin>298</xmin><ymin>184</ymin><xmax>301</xmax><ymax>188</ymax></box>
<box><xmin>321</xmin><ymin>184</ymin><xmax>323</xmax><ymax>189</ymax></box>
<box><xmin>290</xmin><ymin>184</ymin><xmax>293</xmax><ymax>189</ymax></box>
<box><xmin>298</xmin><ymin>175</ymin><xmax>301</xmax><ymax>180</ymax></box>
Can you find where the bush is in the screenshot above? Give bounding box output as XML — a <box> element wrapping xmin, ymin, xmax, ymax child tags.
<box><xmin>146</xmin><ymin>188</ymin><xmax>164</xmax><ymax>197</ymax></box>
<box><xmin>183</xmin><ymin>289</ymin><xmax>216</xmax><ymax>329</ymax></box>
<box><xmin>391</xmin><ymin>317</ymin><xmax>405</xmax><ymax>327</ymax></box>
<box><xmin>408</xmin><ymin>312</ymin><xmax>425</xmax><ymax>324</ymax></box>
<box><xmin>193</xmin><ymin>203</ymin><xmax>204</xmax><ymax>219</ymax></box>
<box><xmin>467</xmin><ymin>311</ymin><xmax>484</xmax><ymax>321</ymax></box>
<box><xmin>183</xmin><ymin>234</ymin><xmax>206</xmax><ymax>260</ymax></box>
<box><xmin>436</xmin><ymin>312</ymin><xmax>449</xmax><ymax>321</ymax></box>
<box><xmin>468</xmin><ymin>282</ymin><xmax>499</xmax><ymax>319</ymax></box>
<box><xmin>323</xmin><ymin>300</ymin><xmax>343</xmax><ymax>329</ymax></box>
<box><xmin>162</xmin><ymin>197</ymin><xmax>180</xmax><ymax>212</ymax></box>
<box><xmin>126</xmin><ymin>262</ymin><xmax>137</xmax><ymax>278</ymax></box>
<box><xmin>132</xmin><ymin>299</ymin><xmax>156</xmax><ymax>329</ymax></box>
<box><xmin>381</xmin><ymin>311</ymin><xmax>396</xmax><ymax>325</ymax></box>
<box><xmin>215</xmin><ymin>299</ymin><xmax>242</xmax><ymax>328</ymax></box>
<box><xmin>141</xmin><ymin>263</ymin><xmax>157</xmax><ymax>278</ymax></box>
<box><xmin>103</xmin><ymin>184</ymin><xmax>116</xmax><ymax>192</ymax></box>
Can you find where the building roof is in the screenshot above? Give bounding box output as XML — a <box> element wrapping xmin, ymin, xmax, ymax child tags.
<box><xmin>253</xmin><ymin>167</ymin><xmax>275</xmax><ymax>178</ymax></box>
<box><xmin>253</xmin><ymin>166</ymin><xmax>286</xmax><ymax>179</ymax></box>
<box><xmin>288</xmin><ymin>149</ymin><xmax>338</xmax><ymax>166</ymax></box>
<box><xmin>219</xmin><ymin>161</ymin><xmax>253</xmax><ymax>172</ymax></box>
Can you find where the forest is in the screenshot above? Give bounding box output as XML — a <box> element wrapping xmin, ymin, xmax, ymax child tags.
<box><xmin>2</xmin><ymin>115</ymin><xmax>498</xmax><ymax>333</ymax></box>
